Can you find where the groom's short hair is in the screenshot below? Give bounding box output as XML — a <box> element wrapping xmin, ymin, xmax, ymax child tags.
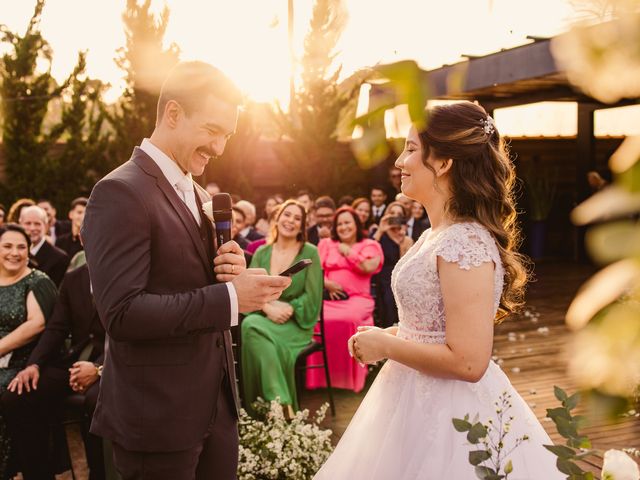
<box><xmin>156</xmin><ymin>61</ymin><xmax>243</xmax><ymax>124</ymax></box>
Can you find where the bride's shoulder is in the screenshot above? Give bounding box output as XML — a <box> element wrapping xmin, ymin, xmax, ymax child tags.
<box><xmin>438</xmin><ymin>221</ymin><xmax>493</xmax><ymax>243</ymax></box>
<box><xmin>431</xmin><ymin>222</ymin><xmax>500</xmax><ymax>269</ymax></box>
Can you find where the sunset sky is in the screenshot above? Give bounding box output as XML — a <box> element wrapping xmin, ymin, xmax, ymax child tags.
<box><xmin>2</xmin><ymin>0</ymin><xmax>639</xmax><ymax>137</ymax></box>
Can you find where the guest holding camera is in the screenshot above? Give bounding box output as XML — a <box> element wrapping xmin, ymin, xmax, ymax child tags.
<box><xmin>372</xmin><ymin>201</ymin><xmax>414</xmax><ymax>328</ymax></box>
<box><xmin>307</xmin><ymin>207</ymin><xmax>383</xmax><ymax>393</ymax></box>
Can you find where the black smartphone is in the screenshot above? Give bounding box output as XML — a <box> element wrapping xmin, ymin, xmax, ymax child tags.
<box><xmin>279</xmin><ymin>259</ymin><xmax>313</xmax><ymax>277</ymax></box>
<box><xmin>387</xmin><ymin>216</ymin><xmax>406</xmax><ymax>226</ymax></box>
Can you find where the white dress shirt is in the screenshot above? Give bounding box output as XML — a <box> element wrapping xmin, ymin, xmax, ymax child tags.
<box><xmin>140</xmin><ymin>138</ymin><xmax>238</xmax><ymax>327</ymax></box>
<box><xmin>372</xmin><ymin>204</ymin><xmax>386</xmax><ymax>219</ymax></box>
<box><xmin>406</xmin><ymin>217</ymin><xmax>415</xmax><ymax>239</ymax></box>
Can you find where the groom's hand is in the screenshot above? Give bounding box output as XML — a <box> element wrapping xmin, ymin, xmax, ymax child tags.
<box><xmin>214</xmin><ymin>241</ymin><xmax>246</xmax><ymax>282</ymax></box>
<box><xmin>232</xmin><ymin>268</ymin><xmax>292</xmax><ymax>313</ymax></box>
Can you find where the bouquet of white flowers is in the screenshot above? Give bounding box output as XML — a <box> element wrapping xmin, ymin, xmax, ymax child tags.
<box><xmin>238</xmin><ymin>398</ymin><xmax>334</xmax><ymax>480</ymax></box>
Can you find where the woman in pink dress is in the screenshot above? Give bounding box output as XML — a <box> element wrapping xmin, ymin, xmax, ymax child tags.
<box><xmin>307</xmin><ymin>207</ymin><xmax>383</xmax><ymax>392</ymax></box>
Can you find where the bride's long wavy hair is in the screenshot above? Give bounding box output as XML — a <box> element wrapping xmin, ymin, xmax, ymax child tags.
<box><xmin>418</xmin><ymin>101</ymin><xmax>529</xmax><ymax>318</ymax></box>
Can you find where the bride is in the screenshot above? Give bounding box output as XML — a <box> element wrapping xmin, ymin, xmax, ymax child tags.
<box><xmin>314</xmin><ymin>102</ymin><xmax>562</xmax><ymax>479</ymax></box>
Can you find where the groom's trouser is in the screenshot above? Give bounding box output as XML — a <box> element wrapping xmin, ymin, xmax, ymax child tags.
<box><xmin>111</xmin><ymin>374</ymin><xmax>238</xmax><ymax>480</ymax></box>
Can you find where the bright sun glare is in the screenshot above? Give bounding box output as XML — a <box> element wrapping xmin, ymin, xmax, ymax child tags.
<box><xmin>2</xmin><ymin>0</ymin><xmax>639</xmax><ymax>136</ymax></box>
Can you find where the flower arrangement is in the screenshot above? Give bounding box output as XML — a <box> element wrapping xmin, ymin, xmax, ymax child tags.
<box><xmin>452</xmin><ymin>391</ymin><xmax>530</xmax><ymax>479</ymax></box>
<box><xmin>238</xmin><ymin>398</ymin><xmax>334</xmax><ymax>480</ymax></box>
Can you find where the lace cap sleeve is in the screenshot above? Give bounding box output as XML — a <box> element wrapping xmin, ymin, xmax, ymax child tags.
<box><xmin>433</xmin><ymin>223</ymin><xmax>498</xmax><ymax>271</ymax></box>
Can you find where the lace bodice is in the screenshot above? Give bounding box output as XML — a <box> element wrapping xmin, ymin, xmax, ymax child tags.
<box><xmin>392</xmin><ymin>222</ymin><xmax>504</xmax><ymax>344</ymax></box>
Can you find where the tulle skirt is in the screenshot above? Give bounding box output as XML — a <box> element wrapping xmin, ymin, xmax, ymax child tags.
<box><xmin>314</xmin><ymin>360</ymin><xmax>563</xmax><ymax>479</ymax></box>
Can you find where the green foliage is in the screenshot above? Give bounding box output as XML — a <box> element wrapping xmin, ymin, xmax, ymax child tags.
<box><xmin>106</xmin><ymin>0</ymin><xmax>180</xmax><ymax>165</ymax></box>
<box><xmin>544</xmin><ymin>386</ymin><xmax>597</xmax><ymax>479</ymax></box>
<box><xmin>452</xmin><ymin>392</ymin><xmax>529</xmax><ymax>480</ymax></box>
<box><xmin>350</xmin><ymin>60</ymin><xmax>429</xmax><ymax>167</ymax></box>
<box><xmin>271</xmin><ymin>0</ymin><xmax>366</xmax><ymax>198</ymax></box>
<box><xmin>0</xmin><ymin>0</ymin><xmax>111</xmax><ymax>209</ymax></box>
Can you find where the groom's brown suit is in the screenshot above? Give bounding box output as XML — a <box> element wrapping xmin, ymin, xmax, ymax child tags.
<box><xmin>82</xmin><ymin>148</ymin><xmax>239</xmax><ymax>477</ymax></box>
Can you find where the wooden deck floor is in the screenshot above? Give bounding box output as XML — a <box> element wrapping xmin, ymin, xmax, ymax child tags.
<box><xmin>302</xmin><ymin>261</ymin><xmax>640</xmax><ymax>474</ymax></box>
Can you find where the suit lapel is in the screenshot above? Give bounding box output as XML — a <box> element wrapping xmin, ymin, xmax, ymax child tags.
<box><xmin>132</xmin><ymin>149</ymin><xmax>211</xmax><ymax>274</ymax></box>
<box><xmin>194</xmin><ymin>184</ymin><xmax>218</xmax><ymax>255</ymax></box>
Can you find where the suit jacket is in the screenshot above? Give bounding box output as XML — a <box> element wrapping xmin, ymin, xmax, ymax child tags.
<box><xmin>82</xmin><ymin>147</ymin><xmax>238</xmax><ymax>452</ymax></box>
<box><xmin>28</xmin><ymin>264</ymin><xmax>104</xmax><ymax>368</ymax></box>
<box><xmin>52</xmin><ymin>219</ymin><xmax>71</xmax><ymax>240</ymax></box>
<box><xmin>55</xmin><ymin>232</ymin><xmax>83</xmax><ymax>259</ymax></box>
<box><xmin>33</xmin><ymin>240</ymin><xmax>70</xmax><ymax>287</ymax></box>
<box><xmin>371</xmin><ymin>204</ymin><xmax>387</xmax><ymax>225</ymax></box>
<box><xmin>243</xmin><ymin>227</ymin><xmax>264</xmax><ymax>242</ymax></box>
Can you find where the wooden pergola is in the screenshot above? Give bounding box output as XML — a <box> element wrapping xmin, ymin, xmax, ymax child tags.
<box><xmin>372</xmin><ymin>33</ymin><xmax>636</xmax><ymax>203</ymax></box>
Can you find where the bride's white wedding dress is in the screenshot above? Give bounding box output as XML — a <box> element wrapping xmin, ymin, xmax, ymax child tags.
<box><xmin>314</xmin><ymin>222</ymin><xmax>563</xmax><ymax>479</ymax></box>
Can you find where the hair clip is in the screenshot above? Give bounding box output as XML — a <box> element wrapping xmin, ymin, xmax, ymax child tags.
<box><xmin>482</xmin><ymin>116</ymin><xmax>496</xmax><ymax>136</ymax></box>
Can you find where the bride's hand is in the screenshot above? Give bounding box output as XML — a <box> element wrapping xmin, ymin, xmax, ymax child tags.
<box><xmin>349</xmin><ymin>326</ymin><xmax>389</xmax><ymax>364</ymax></box>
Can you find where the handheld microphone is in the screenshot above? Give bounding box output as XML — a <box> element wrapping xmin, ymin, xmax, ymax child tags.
<box><xmin>211</xmin><ymin>193</ymin><xmax>232</xmax><ymax>248</ymax></box>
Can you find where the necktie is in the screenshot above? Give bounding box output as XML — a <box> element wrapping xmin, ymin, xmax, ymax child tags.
<box><xmin>175</xmin><ymin>176</ymin><xmax>201</xmax><ymax>226</ymax></box>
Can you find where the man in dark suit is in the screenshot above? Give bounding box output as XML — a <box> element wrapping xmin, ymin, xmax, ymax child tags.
<box><xmin>235</xmin><ymin>200</ymin><xmax>263</xmax><ymax>242</ymax></box>
<box><xmin>55</xmin><ymin>196</ymin><xmax>87</xmax><ymax>259</ymax></box>
<box><xmin>370</xmin><ymin>186</ymin><xmax>388</xmax><ymax>225</ymax></box>
<box><xmin>306</xmin><ymin>196</ymin><xmax>335</xmax><ymax>246</ymax></box>
<box><xmin>38</xmin><ymin>199</ymin><xmax>71</xmax><ymax>244</ymax></box>
<box><xmin>81</xmin><ymin>61</ymin><xmax>290</xmax><ymax>480</ymax></box>
<box><xmin>2</xmin><ymin>263</ymin><xmax>106</xmax><ymax>479</ymax></box>
<box><xmin>20</xmin><ymin>205</ymin><xmax>69</xmax><ymax>286</ymax></box>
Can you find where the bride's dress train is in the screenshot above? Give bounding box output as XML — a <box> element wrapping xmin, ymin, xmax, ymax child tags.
<box><xmin>314</xmin><ymin>223</ymin><xmax>563</xmax><ymax>479</ymax></box>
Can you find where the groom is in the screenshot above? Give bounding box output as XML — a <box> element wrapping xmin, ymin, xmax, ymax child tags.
<box><xmin>82</xmin><ymin>61</ymin><xmax>291</xmax><ymax>479</ymax></box>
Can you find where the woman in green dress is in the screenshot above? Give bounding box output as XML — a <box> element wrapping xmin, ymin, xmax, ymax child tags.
<box><xmin>241</xmin><ymin>200</ymin><xmax>322</xmax><ymax>415</ymax></box>
<box><xmin>0</xmin><ymin>224</ymin><xmax>57</xmax><ymax>478</ymax></box>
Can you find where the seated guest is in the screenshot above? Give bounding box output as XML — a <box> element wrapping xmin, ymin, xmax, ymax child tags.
<box><xmin>241</xmin><ymin>200</ymin><xmax>322</xmax><ymax>416</ymax></box>
<box><xmin>255</xmin><ymin>195</ymin><xmax>282</xmax><ymax>237</ymax></box>
<box><xmin>2</xmin><ymin>262</ymin><xmax>105</xmax><ymax>480</ymax></box>
<box><xmin>37</xmin><ymin>199</ymin><xmax>71</xmax><ymax>244</ymax></box>
<box><xmin>205</xmin><ymin>181</ymin><xmax>220</xmax><ymax>196</ymax></box>
<box><xmin>231</xmin><ymin>206</ymin><xmax>250</xmax><ymax>250</ymax></box>
<box><xmin>19</xmin><ymin>206</ymin><xmax>69</xmax><ymax>286</ymax></box>
<box><xmin>6</xmin><ymin>198</ymin><xmax>35</xmax><ymax>224</ymax></box>
<box><xmin>0</xmin><ymin>204</ymin><xmax>5</xmax><ymax>227</ymax></box>
<box><xmin>370</xmin><ymin>186</ymin><xmax>388</xmax><ymax>225</ymax></box>
<box><xmin>307</xmin><ymin>207</ymin><xmax>383</xmax><ymax>393</ymax></box>
<box><xmin>351</xmin><ymin>197</ymin><xmax>373</xmax><ymax>233</ymax></box>
<box><xmin>307</xmin><ymin>196</ymin><xmax>335</xmax><ymax>246</ymax></box>
<box><xmin>295</xmin><ymin>189</ymin><xmax>313</xmax><ymax>213</ymax></box>
<box><xmin>247</xmin><ymin>208</ymin><xmax>278</xmax><ymax>255</ymax></box>
<box><xmin>372</xmin><ymin>201</ymin><xmax>414</xmax><ymax>328</ymax></box>
<box><xmin>408</xmin><ymin>200</ymin><xmax>430</xmax><ymax>242</ymax></box>
<box><xmin>296</xmin><ymin>190</ymin><xmax>316</xmax><ymax>227</ymax></box>
<box><xmin>235</xmin><ymin>200</ymin><xmax>264</xmax><ymax>241</ymax></box>
<box><xmin>0</xmin><ymin>224</ymin><xmax>57</xmax><ymax>479</ymax></box>
<box><xmin>55</xmin><ymin>197</ymin><xmax>88</xmax><ymax>258</ymax></box>
<box><xmin>337</xmin><ymin>195</ymin><xmax>354</xmax><ymax>208</ymax></box>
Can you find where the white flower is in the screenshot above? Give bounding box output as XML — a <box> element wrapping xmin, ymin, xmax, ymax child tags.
<box><xmin>602</xmin><ymin>449</ymin><xmax>640</xmax><ymax>480</ymax></box>
<box><xmin>202</xmin><ymin>201</ymin><xmax>214</xmax><ymax>222</ymax></box>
